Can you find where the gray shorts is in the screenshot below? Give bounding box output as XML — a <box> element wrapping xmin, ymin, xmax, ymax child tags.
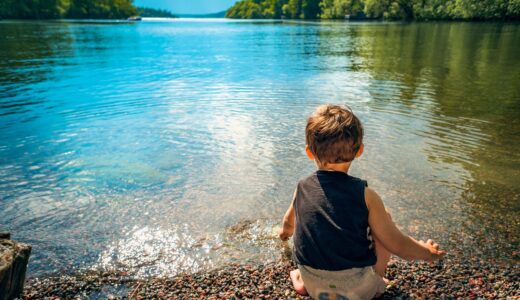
<box><xmin>298</xmin><ymin>264</ymin><xmax>386</xmax><ymax>300</ymax></box>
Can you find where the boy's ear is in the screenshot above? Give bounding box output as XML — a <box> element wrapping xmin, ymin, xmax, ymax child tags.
<box><xmin>355</xmin><ymin>143</ymin><xmax>364</xmax><ymax>158</ymax></box>
<box><xmin>305</xmin><ymin>145</ymin><xmax>315</xmax><ymax>160</ymax></box>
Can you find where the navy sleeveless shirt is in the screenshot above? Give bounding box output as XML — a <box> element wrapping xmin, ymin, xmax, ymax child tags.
<box><xmin>293</xmin><ymin>170</ymin><xmax>377</xmax><ymax>271</ymax></box>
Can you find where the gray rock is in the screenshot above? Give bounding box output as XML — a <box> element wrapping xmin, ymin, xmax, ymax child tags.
<box><xmin>0</xmin><ymin>239</ymin><xmax>31</xmax><ymax>300</ymax></box>
<box><xmin>0</xmin><ymin>233</ymin><xmax>10</xmax><ymax>240</ymax></box>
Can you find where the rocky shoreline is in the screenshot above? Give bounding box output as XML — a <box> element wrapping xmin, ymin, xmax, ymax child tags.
<box><xmin>23</xmin><ymin>256</ymin><xmax>519</xmax><ymax>299</ymax></box>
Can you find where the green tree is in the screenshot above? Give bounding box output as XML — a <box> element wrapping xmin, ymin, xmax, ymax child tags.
<box><xmin>453</xmin><ymin>0</ymin><xmax>510</xmax><ymax>20</ymax></box>
<box><xmin>67</xmin><ymin>0</ymin><xmax>136</xmax><ymax>19</ymax></box>
<box><xmin>282</xmin><ymin>0</ymin><xmax>302</xmax><ymax>18</ymax></box>
<box><xmin>320</xmin><ymin>0</ymin><xmax>364</xmax><ymax>19</ymax></box>
<box><xmin>508</xmin><ymin>0</ymin><xmax>520</xmax><ymax>17</ymax></box>
<box><xmin>0</xmin><ymin>0</ymin><xmax>70</xmax><ymax>19</ymax></box>
<box><xmin>301</xmin><ymin>0</ymin><xmax>321</xmax><ymax>18</ymax></box>
<box><xmin>319</xmin><ymin>0</ymin><xmax>335</xmax><ymax>18</ymax></box>
<box><xmin>226</xmin><ymin>0</ymin><xmax>264</xmax><ymax>18</ymax></box>
<box><xmin>364</xmin><ymin>0</ymin><xmax>410</xmax><ymax>19</ymax></box>
<box><xmin>411</xmin><ymin>0</ymin><xmax>455</xmax><ymax>20</ymax></box>
<box><xmin>262</xmin><ymin>0</ymin><xmax>287</xmax><ymax>18</ymax></box>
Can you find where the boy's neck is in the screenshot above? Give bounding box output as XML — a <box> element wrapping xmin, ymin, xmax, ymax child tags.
<box><xmin>316</xmin><ymin>161</ymin><xmax>352</xmax><ymax>174</ymax></box>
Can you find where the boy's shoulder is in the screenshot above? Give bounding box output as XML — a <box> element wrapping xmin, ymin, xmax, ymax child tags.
<box><xmin>296</xmin><ymin>171</ymin><xmax>319</xmax><ymax>187</ymax></box>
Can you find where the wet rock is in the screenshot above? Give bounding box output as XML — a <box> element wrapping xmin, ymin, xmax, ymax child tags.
<box><xmin>0</xmin><ymin>239</ymin><xmax>31</xmax><ymax>300</ymax></box>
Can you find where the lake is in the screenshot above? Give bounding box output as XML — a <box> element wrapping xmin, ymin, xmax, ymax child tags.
<box><xmin>0</xmin><ymin>19</ymin><xmax>519</xmax><ymax>278</ymax></box>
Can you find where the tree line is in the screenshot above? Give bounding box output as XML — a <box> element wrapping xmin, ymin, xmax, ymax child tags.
<box><xmin>226</xmin><ymin>0</ymin><xmax>520</xmax><ymax>20</ymax></box>
<box><xmin>137</xmin><ymin>7</ymin><xmax>176</xmax><ymax>18</ymax></box>
<box><xmin>0</xmin><ymin>0</ymin><xmax>137</xmax><ymax>19</ymax></box>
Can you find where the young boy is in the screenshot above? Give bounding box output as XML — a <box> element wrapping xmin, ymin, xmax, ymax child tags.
<box><xmin>279</xmin><ymin>104</ymin><xmax>446</xmax><ymax>300</ymax></box>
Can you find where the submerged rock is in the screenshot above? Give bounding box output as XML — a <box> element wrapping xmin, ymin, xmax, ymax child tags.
<box><xmin>0</xmin><ymin>235</ymin><xmax>31</xmax><ymax>300</ymax></box>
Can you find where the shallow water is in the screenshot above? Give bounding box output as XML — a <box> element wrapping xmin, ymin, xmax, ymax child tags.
<box><xmin>0</xmin><ymin>19</ymin><xmax>519</xmax><ymax>277</ymax></box>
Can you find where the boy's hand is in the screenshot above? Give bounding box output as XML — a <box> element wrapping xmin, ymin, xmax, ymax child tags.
<box><xmin>419</xmin><ymin>239</ymin><xmax>446</xmax><ymax>261</ymax></box>
<box><xmin>279</xmin><ymin>225</ymin><xmax>294</xmax><ymax>241</ymax></box>
<box><xmin>280</xmin><ymin>188</ymin><xmax>297</xmax><ymax>241</ymax></box>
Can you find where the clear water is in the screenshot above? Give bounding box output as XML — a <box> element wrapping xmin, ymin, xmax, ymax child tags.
<box><xmin>0</xmin><ymin>19</ymin><xmax>519</xmax><ymax>277</ymax></box>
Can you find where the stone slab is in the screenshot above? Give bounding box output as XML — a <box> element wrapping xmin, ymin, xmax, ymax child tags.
<box><xmin>0</xmin><ymin>239</ymin><xmax>31</xmax><ymax>300</ymax></box>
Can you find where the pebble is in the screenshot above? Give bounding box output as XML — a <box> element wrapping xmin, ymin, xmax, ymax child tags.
<box><xmin>22</xmin><ymin>257</ymin><xmax>519</xmax><ymax>299</ymax></box>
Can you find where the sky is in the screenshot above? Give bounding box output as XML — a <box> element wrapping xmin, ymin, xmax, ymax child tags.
<box><xmin>134</xmin><ymin>0</ymin><xmax>238</xmax><ymax>14</ymax></box>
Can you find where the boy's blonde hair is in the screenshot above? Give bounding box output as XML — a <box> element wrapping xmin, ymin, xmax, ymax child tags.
<box><xmin>305</xmin><ymin>104</ymin><xmax>364</xmax><ymax>164</ymax></box>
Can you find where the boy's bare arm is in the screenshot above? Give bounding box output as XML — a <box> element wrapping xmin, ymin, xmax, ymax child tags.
<box><xmin>279</xmin><ymin>189</ymin><xmax>297</xmax><ymax>241</ymax></box>
<box><xmin>365</xmin><ymin>187</ymin><xmax>446</xmax><ymax>262</ymax></box>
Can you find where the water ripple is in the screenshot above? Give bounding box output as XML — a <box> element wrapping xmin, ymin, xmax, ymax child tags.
<box><xmin>0</xmin><ymin>20</ymin><xmax>519</xmax><ymax>277</ymax></box>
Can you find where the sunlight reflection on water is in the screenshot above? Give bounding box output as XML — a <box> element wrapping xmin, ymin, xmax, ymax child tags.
<box><xmin>0</xmin><ymin>20</ymin><xmax>518</xmax><ymax>277</ymax></box>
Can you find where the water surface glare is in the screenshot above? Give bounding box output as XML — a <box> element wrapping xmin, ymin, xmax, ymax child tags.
<box><xmin>0</xmin><ymin>19</ymin><xmax>519</xmax><ymax>277</ymax></box>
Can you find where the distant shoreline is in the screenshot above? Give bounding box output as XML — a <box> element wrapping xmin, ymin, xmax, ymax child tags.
<box><xmin>2</xmin><ymin>18</ymin><xmax>519</xmax><ymax>23</ymax></box>
<box><xmin>0</xmin><ymin>10</ymin><xmax>228</xmax><ymax>21</ymax></box>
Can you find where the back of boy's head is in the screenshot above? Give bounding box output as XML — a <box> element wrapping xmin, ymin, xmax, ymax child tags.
<box><xmin>306</xmin><ymin>104</ymin><xmax>363</xmax><ymax>164</ymax></box>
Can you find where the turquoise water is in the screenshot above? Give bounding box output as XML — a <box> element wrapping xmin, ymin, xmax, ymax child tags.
<box><xmin>0</xmin><ymin>19</ymin><xmax>519</xmax><ymax>277</ymax></box>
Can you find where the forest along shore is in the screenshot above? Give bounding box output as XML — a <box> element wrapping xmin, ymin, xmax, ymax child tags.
<box><xmin>0</xmin><ymin>0</ymin><xmax>136</xmax><ymax>19</ymax></box>
<box><xmin>226</xmin><ymin>0</ymin><xmax>520</xmax><ymax>20</ymax></box>
<box><xmin>0</xmin><ymin>1</ymin><xmax>175</xmax><ymax>20</ymax></box>
<box><xmin>23</xmin><ymin>256</ymin><xmax>519</xmax><ymax>299</ymax></box>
